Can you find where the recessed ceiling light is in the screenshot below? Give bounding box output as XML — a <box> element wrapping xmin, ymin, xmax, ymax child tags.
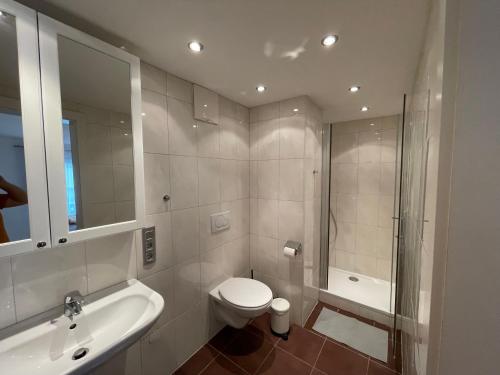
<box><xmin>0</xmin><ymin>11</ymin><xmax>3</xmax><ymax>16</ymax></box>
<box><xmin>321</xmin><ymin>34</ymin><xmax>338</xmax><ymax>47</ymax></box>
<box><xmin>141</xmin><ymin>112</ymin><xmax>146</xmax><ymax>116</ymax></box>
<box><xmin>293</xmin><ymin>108</ymin><xmax>299</xmax><ymax>112</ymax></box>
<box><xmin>188</xmin><ymin>40</ymin><xmax>204</xmax><ymax>53</ymax></box>
<box><xmin>369</xmin><ymin>123</ymin><xmax>375</xmax><ymax>126</ymax></box>
<box><xmin>349</xmin><ymin>86</ymin><xmax>360</xmax><ymax>93</ymax></box>
<box><xmin>361</xmin><ymin>106</ymin><xmax>369</xmax><ymax>112</ymax></box>
<box><xmin>256</xmin><ymin>85</ymin><xmax>267</xmax><ymax>93</ymax></box>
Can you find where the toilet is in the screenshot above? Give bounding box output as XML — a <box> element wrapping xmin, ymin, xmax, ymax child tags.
<box><xmin>209</xmin><ymin>277</ymin><xmax>273</xmax><ymax>329</ymax></box>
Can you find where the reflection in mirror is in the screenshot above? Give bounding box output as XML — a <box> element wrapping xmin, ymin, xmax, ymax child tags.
<box><xmin>0</xmin><ymin>11</ymin><xmax>30</xmax><ymax>244</ymax></box>
<box><xmin>57</xmin><ymin>35</ymin><xmax>135</xmax><ymax>231</ymax></box>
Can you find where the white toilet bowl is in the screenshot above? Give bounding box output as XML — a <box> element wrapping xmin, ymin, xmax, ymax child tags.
<box><xmin>209</xmin><ymin>277</ymin><xmax>273</xmax><ymax>329</ymax></box>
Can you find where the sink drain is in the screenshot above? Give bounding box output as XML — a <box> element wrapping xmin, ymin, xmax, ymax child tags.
<box><xmin>348</xmin><ymin>276</ymin><xmax>359</xmax><ymax>282</ymax></box>
<box><xmin>72</xmin><ymin>347</ymin><xmax>89</xmax><ymax>360</ymax></box>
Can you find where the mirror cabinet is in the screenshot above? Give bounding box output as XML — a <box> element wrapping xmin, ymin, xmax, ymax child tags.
<box><xmin>0</xmin><ymin>0</ymin><xmax>144</xmax><ymax>257</ymax></box>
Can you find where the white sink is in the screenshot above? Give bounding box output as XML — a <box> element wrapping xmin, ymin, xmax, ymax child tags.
<box><xmin>0</xmin><ymin>279</ymin><xmax>164</xmax><ymax>375</ymax></box>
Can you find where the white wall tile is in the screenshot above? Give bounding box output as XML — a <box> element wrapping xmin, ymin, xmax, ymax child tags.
<box><xmin>332</xmin><ymin>163</ymin><xmax>358</xmax><ymax>194</ymax></box>
<box><xmin>111</xmin><ymin>127</ymin><xmax>134</xmax><ymax>166</ymax></box>
<box><xmin>258</xmin><ymin>160</ymin><xmax>279</xmax><ymax>199</ymax></box>
<box><xmin>220</xmin><ymin>159</ymin><xmax>238</xmax><ymax>201</ymax></box>
<box><xmin>356</xmin><ymin>194</ymin><xmax>379</xmax><ymax>225</ymax></box>
<box><xmin>167</xmin><ymin>97</ymin><xmax>196</xmax><ymax>156</ymax></box>
<box><xmin>257</xmin><ymin>199</ymin><xmax>278</xmax><ymax>238</ymax></box>
<box><xmin>197</xmin><ymin>158</ymin><xmax>221</xmax><ymax>205</ymax></box>
<box><xmin>199</xmin><ymin>203</ymin><xmax>225</xmax><ymax>252</ymax></box>
<box><xmin>142</xmin><ymin>89</ymin><xmax>168</xmax><ymax>154</ymax></box>
<box><xmin>170</xmin><ymin>156</ymin><xmax>198</xmax><ymax>210</ymax></box>
<box><xmin>82</xmin><ymin>165</ymin><xmax>114</xmax><ymax>203</ymax></box>
<box><xmin>141</xmin><ymin>321</ymin><xmax>177</xmax><ymax>375</ymax></box>
<box><xmin>279</xmin><ymin>115</ymin><xmax>305</xmax><ymax>158</ymax></box>
<box><xmin>337</xmin><ymin>194</ymin><xmax>357</xmax><ymax>222</ymax></box>
<box><xmin>174</xmin><ymin>305</ymin><xmax>203</xmax><ymax>365</ymax></box>
<box><xmin>140</xmin><ymin>62</ymin><xmax>166</xmax><ymax>95</ymax></box>
<box><xmin>144</xmin><ymin>153</ymin><xmax>170</xmax><ymax>214</ymax></box>
<box><xmin>278</xmin><ymin>200</ymin><xmax>304</xmax><ymax>243</ymax></box>
<box><xmin>259</xmin><ymin>118</ymin><xmax>280</xmax><ymax>160</ymax></box>
<box><xmin>197</xmin><ymin>121</ymin><xmax>220</xmax><ymax>158</ymax></box>
<box><xmin>86</xmin><ymin>232</ymin><xmax>136</xmax><ymax>293</ymax></box>
<box><xmin>167</xmin><ymin>74</ymin><xmax>192</xmax><ymax>103</ymax></box>
<box><xmin>358</xmin><ymin>130</ymin><xmax>381</xmax><ymax>163</ymax></box>
<box><xmin>171</xmin><ymin>207</ymin><xmax>200</xmax><ymax>264</ymax></box>
<box><xmin>333</xmin><ymin>133</ymin><xmax>358</xmax><ymax>163</ymax></box>
<box><xmin>113</xmin><ymin>165</ymin><xmax>135</xmax><ymax>201</ymax></box>
<box><xmin>279</xmin><ymin>159</ymin><xmax>304</xmax><ymax>201</ymax></box>
<box><xmin>355</xmin><ymin>224</ymin><xmax>378</xmax><ymax>256</ymax></box>
<box><xmin>0</xmin><ymin>258</ymin><xmax>15</xmax><ymax>329</ymax></box>
<box><xmin>141</xmin><ymin>267</ymin><xmax>174</xmax><ymax>329</ymax></box>
<box><xmin>12</xmin><ymin>244</ymin><xmax>87</xmax><ymax>321</ymax></box>
<box><xmin>380</xmin><ymin>163</ymin><xmax>396</xmax><ymax>195</ymax></box>
<box><xmin>358</xmin><ymin>162</ymin><xmax>380</xmax><ymax>194</ymax></box>
<box><xmin>173</xmin><ymin>256</ymin><xmax>201</xmax><ymax>317</ymax></box>
<box><xmin>250</xmin><ymin>161</ymin><xmax>258</xmax><ymax>198</ymax></box>
<box><xmin>335</xmin><ymin>221</ymin><xmax>356</xmax><ymax>251</ymax></box>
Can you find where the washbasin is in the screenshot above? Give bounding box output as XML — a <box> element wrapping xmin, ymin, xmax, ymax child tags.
<box><xmin>0</xmin><ymin>279</ymin><xmax>164</xmax><ymax>375</ymax></box>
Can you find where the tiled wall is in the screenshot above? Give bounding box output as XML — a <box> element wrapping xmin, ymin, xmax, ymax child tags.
<box><xmin>62</xmin><ymin>102</ymin><xmax>135</xmax><ymax>226</ymax></box>
<box><xmin>0</xmin><ymin>62</ymin><xmax>250</xmax><ymax>375</ymax></box>
<box><xmin>249</xmin><ymin>96</ymin><xmax>322</xmax><ymax>325</ymax></box>
<box><xmin>329</xmin><ymin>115</ymin><xmax>399</xmax><ymax>281</ymax></box>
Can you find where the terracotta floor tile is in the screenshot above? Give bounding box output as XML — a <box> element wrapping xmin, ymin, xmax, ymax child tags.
<box><xmin>221</xmin><ymin>329</ymin><xmax>274</xmax><ymax>374</ymax></box>
<box><xmin>247</xmin><ymin>313</ymin><xmax>279</xmax><ymax>344</ymax></box>
<box><xmin>316</xmin><ymin>340</ymin><xmax>368</xmax><ymax>375</ymax></box>
<box><xmin>175</xmin><ymin>345</ymin><xmax>218</xmax><ymax>375</ymax></box>
<box><xmin>256</xmin><ymin>348</ymin><xmax>312</xmax><ymax>375</ymax></box>
<box><xmin>201</xmin><ymin>355</ymin><xmax>248</xmax><ymax>375</ymax></box>
<box><xmin>367</xmin><ymin>360</ymin><xmax>399</xmax><ymax>375</ymax></box>
<box><xmin>209</xmin><ymin>326</ymin><xmax>240</xmax><ymax>352</ymax></box>
<box><xmin>277</xmin><ymin>324</ymin><xmax>325</xmax><ymax>365</ymax></box>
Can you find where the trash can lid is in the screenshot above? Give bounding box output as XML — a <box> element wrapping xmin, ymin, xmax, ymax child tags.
<box><xmin>272</xmin><ymin>298</ymin><xmax>290</xmax><ymax>313</ymax></box>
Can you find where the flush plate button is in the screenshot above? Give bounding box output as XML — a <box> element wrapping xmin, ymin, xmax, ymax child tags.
<box><xmin>142</xmin><ymin>227</ymin><xmax>156</xmax><ymax>265</ymax></box>
<box><xmin>210</xmin><ymin>211</ymin><xmax>230</xmax><ymax>233</ymax></box>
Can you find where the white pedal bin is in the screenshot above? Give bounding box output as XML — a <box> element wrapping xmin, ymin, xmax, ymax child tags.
<box><xmin>270</xmin><ymin>298</ymin><xmax>290</xmax><ymax>335</ymax></box>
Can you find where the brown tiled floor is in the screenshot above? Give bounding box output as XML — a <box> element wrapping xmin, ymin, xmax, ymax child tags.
<box><xmin>175</xmin><ymin>302</ymin><xmax>401</xmax><ymax>375</ymax></box>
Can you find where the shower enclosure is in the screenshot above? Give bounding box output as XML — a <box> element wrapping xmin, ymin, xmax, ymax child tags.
<box><xmin>319</xmin><ymin>113</ymin><xmax>403</xmax><ymax>319</ymax></box>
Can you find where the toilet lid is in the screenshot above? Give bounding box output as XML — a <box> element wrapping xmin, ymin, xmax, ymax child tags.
<box><xmin>218</xmin><ymin>278</ymin><xmax>273</xmax><ymax>309</ymax></box>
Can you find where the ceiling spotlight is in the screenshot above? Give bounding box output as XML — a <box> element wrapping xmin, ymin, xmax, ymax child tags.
<box><xmin>361</xmin><ymin>106</ymin><xmax>369</xmax><ymax>112</ymax></box>
<box><xmin>293</xmin><ymin>108</ymin><xmax>299</xmax><ymax>112</ymax></box>
<box><xmin>321</xmin><ymin>34</ymin><xmax>338</xmax><ymax>47</ymax></box>
<box><xmin>349</xmin><ymin>86</ymin><xmax>360</xmax><ymax>93</ymax></box>
<box><xmin>256</xmin><ymin>85</ymin><xmax>267</xmax><ymax>93</ymax></box>
<box><xmin>188</xmin><ymin>40</ymin><xmax>204</xmax><ymax>52</ymax></box>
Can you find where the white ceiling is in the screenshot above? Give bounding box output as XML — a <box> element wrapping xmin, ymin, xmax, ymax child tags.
<box><xmin>39</xmin><ymin>0</ymin><xmax>430</xmax><ymax>122</ymax></box>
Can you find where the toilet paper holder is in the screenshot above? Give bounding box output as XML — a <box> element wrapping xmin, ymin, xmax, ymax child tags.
<box><xmin>284</xmin><ymin>240</ymin><xmax>302</xmax><ymax>256</ymax></box>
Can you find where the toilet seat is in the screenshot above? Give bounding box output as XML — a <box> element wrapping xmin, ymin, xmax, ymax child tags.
<box><xmin>218</xmin><ymin>278</ymin><xmax>273</xmax><ymax>310</ymax></box>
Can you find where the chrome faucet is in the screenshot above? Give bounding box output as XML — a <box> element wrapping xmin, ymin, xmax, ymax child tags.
<box><xmin>64</xmin><ymin>291</ymin><xmax>85</xmax><ymax>318</ymax></box>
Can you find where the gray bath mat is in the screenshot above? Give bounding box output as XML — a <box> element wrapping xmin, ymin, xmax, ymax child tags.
<box><xmin>312</xmin><ymin>307</ymin><xmax>388</xmax><ymax>362</ymax></box>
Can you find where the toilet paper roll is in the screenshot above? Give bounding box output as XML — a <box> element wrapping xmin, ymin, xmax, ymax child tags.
<box><xmin>283</xmin><ymin>246</ymin><xmax>297</xmax><ymax>257</ymax></box>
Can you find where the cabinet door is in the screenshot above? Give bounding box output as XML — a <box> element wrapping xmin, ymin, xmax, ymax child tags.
<box><xmin>38</xmin><ymin>14</ymin><xmax>145</xmax><ymax>246</ymax></box>
<box><xmin>0</xmin><ymin>0</ymin><xmax>51</xmax><ymax>257</ymax></box>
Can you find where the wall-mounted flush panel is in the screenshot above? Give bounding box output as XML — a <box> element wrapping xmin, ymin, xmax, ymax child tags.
<box><xmin>210</xmin><ymin>211</ymin><xmax>230</xmax><ymax>233</ymax></box>
<box><xmin>194</xmin><ymin>84</ymin><xmax>219</xmax><ymax>124</ymax></box>
<box><xmin>142</xmin><ymin>227</ymin><xmax>156</xmax><ymax>265</ymax></box>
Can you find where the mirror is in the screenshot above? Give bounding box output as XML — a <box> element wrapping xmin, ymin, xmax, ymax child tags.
<box><xmin>57</xmin><ymin>35</ymin><xmax>135</xmax><ymax>231</ymax></box>
<box><xmin>0</xmin><ymin>11</ymin><xmax>30</xmax><ymax>245</ymax></box>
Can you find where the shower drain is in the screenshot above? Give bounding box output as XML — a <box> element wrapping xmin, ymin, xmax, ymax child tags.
<box><xmin>348</xmin><ymin>276</ymin><xmax>359</xmax><ymax>282</ymax></box>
